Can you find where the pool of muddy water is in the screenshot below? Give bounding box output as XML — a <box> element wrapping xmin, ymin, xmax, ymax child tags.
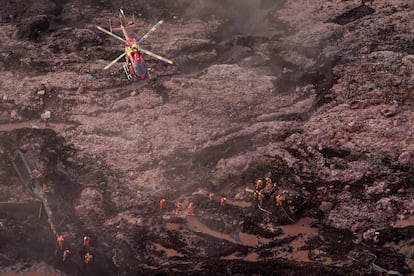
<box><xmin>165</xmin><ymin>215</ymin><xmax>321</xmax><ymax>263</ymax></box>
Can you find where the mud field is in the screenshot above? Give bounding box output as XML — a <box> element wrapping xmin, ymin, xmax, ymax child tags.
<box><xmin>0</xmin><ymin>0</ymin><xmax>413</xmax><ymax>275</ymax></box>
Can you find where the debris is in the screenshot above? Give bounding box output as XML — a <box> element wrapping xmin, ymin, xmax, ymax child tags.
<box><xmin>32</xmin><ymin>168</ymin><xmax>42</xmax><ymax>179</ymax></box>
<box><xmin>208</xmin><ymin>193</ymin><xmax>216</xmax><ymax>201</ymax></box>
<box><xmin>380</xmin><ymin>105</ymin><xmax>398</xmax><ymax>117</ymax></box>
<box><xmin>257</xmin><ymin>203</ymin><xmax>272</xmax><ymax>214</ymax></box>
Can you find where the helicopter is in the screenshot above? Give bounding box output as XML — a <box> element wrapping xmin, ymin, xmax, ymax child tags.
<box><xmin>96</xmin><ymin>9</ymin><xmax>173</xmax><ymax>80</ymax></box>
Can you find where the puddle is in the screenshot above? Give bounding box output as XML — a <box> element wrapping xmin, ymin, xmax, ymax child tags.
<box><xmin>278</xmin><ymin>217</ymin><xmax>318</xmax><ymax>238</ymax></box>
<box><xmin>275</xmin><ymin>217</ymin><xmax>318</xmax><ymax>262</ymax></box>
<box><xmin>244</xmin><ymin>252</ymin><xmax>259</xmax><ymax>262</ymax></box>
<box><xmin>154</xmin><ymin>243</ymin><xmax>184</xmax><ymax>257</ymax></box>
<box><xmin>227</xmin><ymin>200</ymin><xmax>251</xmax><ymax>208</ymax></box>
<box><xmin>186</xmin><ymin>216</ymin><xmax>319</xmax><ymax>263</ymax></box>
<box><xmin>222</xmin><ymin>252</ymin><xmax>259</xmax><ymax>262</ymax></box>
<box><xmin>392</xmin><ymin>217</ymin><xmax>414</xmax><ymax>228</ymax></box>
<box><xmin>0</xmin><ymin>121</ymin><xmax>76</xmax><ymax>132</ymax></box>
<box><xmin>186</xmin><ymin>216</ymin><xmax>271</xmax><ymax>246</ymax></box>
<box><xmin>187</xmin><ymin>216</ymin><xmax>237</xmax><ymax>244</ymax></box>
<box><xmin>238</xmin><ymin>232</ymin><xmax>271</xmax><ymax>247</ymax></box>
<box><xmin>166</xmin><ymin>223</ymin><xmax>182</xmax><ymax>231</ymax></box>
<box><xmin>276</xmin><ymin>237</ymin><xmax>312</xmax><ymax>262</ymax></box>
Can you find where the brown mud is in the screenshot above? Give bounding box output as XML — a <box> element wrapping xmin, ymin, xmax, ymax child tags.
<box><xmin>0</xmin><ymin>0</ymin><xmax>413</xmax><ymax>275</ymax></box>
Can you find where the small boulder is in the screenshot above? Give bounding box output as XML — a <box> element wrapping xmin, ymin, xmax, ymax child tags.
<box><xmin>319</xmin><ymin>201</ymin><xmax>333</xmax><ymax>213</ymax></box>
<box><xmin>397</xmin><ymin>151</ymin><xmax>412</xmax><ymax>166</ymax></box>
<box><xmin>40</xmin><ymin>110</ymin><xmax>51</xmax><ymax>120</ymax></box>
<box><xmin>380</xmin><ymin>105</ymin><xmax>398</xmax><ymax>117</ymax></box>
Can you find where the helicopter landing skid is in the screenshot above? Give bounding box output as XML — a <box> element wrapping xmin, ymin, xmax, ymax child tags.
<box><xmin>123</xmin><ymin>62</ymin><xmax>133</xmax><ymax>80</ymax></box>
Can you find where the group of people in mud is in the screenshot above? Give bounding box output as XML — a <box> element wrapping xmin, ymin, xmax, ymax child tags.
<box><xmin>159</xmin><ymin>194</ymin><xmax>228</xmax><ymax>214</ymax></box>
<box><xmin>157</xmin><ymin>176</ymin><xmax>289</xmax><ymax>215</ymax></box>
<box><xmin>253</xmin><ymin>177</ymin><xmax>288</xmax><ymax>207</ymax></box>
<box><xmin>55</xmin><ymin>234</ymin><xmax>94</xmax><ymax>275</ymax></box>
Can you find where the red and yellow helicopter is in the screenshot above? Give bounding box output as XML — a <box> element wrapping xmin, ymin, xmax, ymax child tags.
<box><xmin>96</xmin><ymin>9</ymin><xmax>173</xmax><ymax>80</ymax></box>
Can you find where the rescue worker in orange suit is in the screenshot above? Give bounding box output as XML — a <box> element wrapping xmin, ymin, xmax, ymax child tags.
<box><xmin>55</xmin><ymin>234</ymin><xmax>64</xmax><ymax>267</ymax></box>
<box><xmin>220</xmin><ymin>197</ymin><xmax>227</xmax><ymax>207</ymax></box>
<box><xmin>264</xmin><ymin>177</ymin><xmax>273</xmax><ymax>192</ymax></box>
<box><xmin>187</xmin><ymin>202</ymin><xmax>195</xmax><ymax>215</ymax></box>
<box><xmin>82</xmin><ymin>252</ymin><xmax>94</xmax><ymax>274</ymax></box>
<box><xmin>276</xmin><ymin>191</ymin><xmax>288</xmax><ymax>206</ymax></box>
<box><xmin>79</xmin><ymin>235</ymin><xmax>92</xmax><ymax>265</ymax></box>
<box><xmin>56</xmin><ymin>235</ymin><xmax>64</xmax><ymax>249</ymax></box>
<box><xmin>62</xmin><ymin>250</ymin><xmax>71</xmax><ymax>262</ymax></box>
<box><xmin>255</xmin><ymin>179</ymin><xmax>264</xmax><ymax>191</ymax></box>
<box><xmin>84</xmin><ymin>252</ymin><xmax>93</xmax><ymax>264</ymax></box>
<box><xmin>160</xmin><ymin>199</ymin><xmax>167</xmax><ymax>209</ymax></box>
<box><xmin>175</xmin><ymin>202</ymin><xmax>182</xmax><ymax>213</ymax></box>
<box><xmin>83</xmin><ymin>236</ymin><xmax>91</xmax><ymax>247</ymax></box>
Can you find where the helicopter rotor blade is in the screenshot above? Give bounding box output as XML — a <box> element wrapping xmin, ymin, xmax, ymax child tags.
<box><xmin>139</xmin><ymin>47</ymin><xmax>173</xmax><ymax>65</ymax></box>
<box><xmin>138</xmin><ymin>20</ymin><xmax>164</xmax><ymax>44</ymax></box>
<box><xmin>96</xmin><ymin>25</ymin><xmax>127</xmax><ymax>43</ymax></box>
<box><xmin>104</xmin><ymin>52</ymin><xmax>126</xmax><ymax>70</ymax></box>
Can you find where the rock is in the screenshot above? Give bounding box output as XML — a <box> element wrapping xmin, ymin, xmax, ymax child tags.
<box><xmin>77</xmin><ymin>84</ymin><xmax>85</xmax><ymax>94</ymax></box>
<box><xmin>343</xmin><ymin>185</ymin><xmax>350</xmax><ymax>192</ymax></box>
<box><xmin>397</xmin><ymin>151</ymin><xmax>412</xmax><ymax>166</ymax></box>
<box><xmin>40</xmin><ymin>110</ymin><xmax>51</xmax><ymax>120</ymax></box>
<box><xmin>319</xmin><ymin>201</ymin><xmax>333</xmax><ymax>213</ymax></box>
<box><xmin>380</xmin><ymin>105</ymin><xmax>398</xmax><ymax>117</ymax></box>
<box><xmin>37</xmin><ymin>90</ymin><xmax>46</xmax><ymax>96</ymax></box>
<box><xmin>365</xmin><ymin>181</ymin><xmax>387</xmax><ymax>195</ymax></box>
<box><xmin>130</xmin><ymin>91</ymin><xmax>136</xmax><ymax>97</ymax></box>
<box><xmin>345</xmin><ymin>121</ymin><xmax>360</xmax><ymax>132</ymax></box>
<box><xmin>350</xmin><ymin>100</ymin><xmax>366</xmax><ymax>109</ymax></box>
<box><xmin>9</xmin><ymin>110</ymin><xmax>18</xmax><ymax>119</ymax></box>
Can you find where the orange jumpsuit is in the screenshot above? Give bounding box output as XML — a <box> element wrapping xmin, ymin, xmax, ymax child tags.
<box><xmin>63</xmin><ymin>250</ymin><xmax>71</xmax><ymax>262</ymax></box>
<box><xmin>84</xmin><ymin>252</ymin><xmax>93</xmax><ymax>264</ymax></box>
<box><xmin>83</xmin><ymin>236</ymin><xmax>91</xmax><ymax>246</ymax></box>
<box><xmin>220</xmin><ymin>197</ymin><xmax>227</xmax><ymax>207</ymax></box>
<box><xmin>187</xmin><ymin>203</ymin><xmax>195</xmax><ymax>215</ymax></box>
<box><xmin>56</xmin><ymin>235</ymin><xmax>64</xmax><ymax>249</ymax></box>
<box><xmin>175</xmin><ymin>202</ymin><xmax>182</xmax><ymax>213</ymax></box>
<box><xmin>160</xmin><ymin>199</ymin><xmax>167</xmax><ymax>209</ymax></box>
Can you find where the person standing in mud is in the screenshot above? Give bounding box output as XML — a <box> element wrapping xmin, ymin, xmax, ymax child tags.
<box><xmin>79</xmin><ymin>236</ymin><xmax>91</xmax><ymax>260</ymax></box>
<box><xmin>79</xmin><ymin>235</ymin><xmax>95</xmax><ymax>276</ymax></box>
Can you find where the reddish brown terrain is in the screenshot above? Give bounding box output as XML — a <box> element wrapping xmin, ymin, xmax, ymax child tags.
<box><xmin>0</xmin><ymin>0</ymin><xmax>413</xmax><ymax>275</ymax></box>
